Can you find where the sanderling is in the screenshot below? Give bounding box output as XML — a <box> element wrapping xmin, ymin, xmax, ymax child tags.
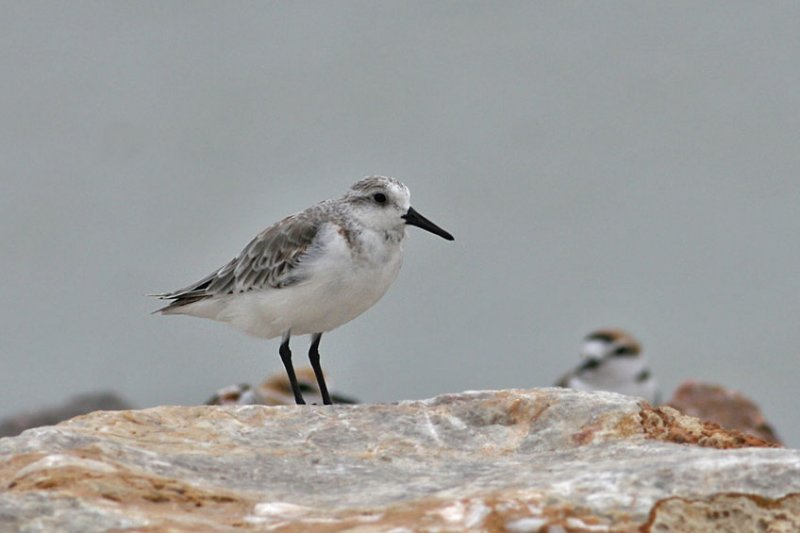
<box><xmin>154</xmin><ymin>176</ymin><xmax>453</xmax><ymax>405</ymax></box>
<box><xmin>206</xmin><ymin>367</ymin><xmax>357</xmax><ymax>406</ymax></box>
<box><xmin>555</xmin><ymin>328</ymin><xmax>660</xmax><ymax>404</ymax></box>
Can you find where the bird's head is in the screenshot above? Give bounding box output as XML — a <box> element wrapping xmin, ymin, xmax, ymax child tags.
<box><xmin>344</xmin><ymin>176</ymin><xmax>453</xmax><ymax>240</ymax></box>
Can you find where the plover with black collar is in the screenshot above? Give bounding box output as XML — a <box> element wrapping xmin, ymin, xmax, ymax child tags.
<box><xmin>556</xmin><ymin>328</ymin><xmax>660</xmax><ymax>404</ymax></box>
<box><xmin>154</xmin><ymin>176</ymin><xmax>454</xmax><ymax>405</ymax></box>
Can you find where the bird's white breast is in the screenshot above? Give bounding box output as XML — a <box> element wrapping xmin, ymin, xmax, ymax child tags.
<box><xmin>567</xmin><ymin>359</ymin><xmax>659</xmax><ymax>404</ymax></box>
<box><xmin>215</xmin><ymin>222</ymin><xmax>404</xmax><ymax>339</ymax></box>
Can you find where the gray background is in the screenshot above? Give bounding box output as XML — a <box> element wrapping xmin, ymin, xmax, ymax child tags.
<box><xmin>2</xmin><ymin>2</ymin><xmax>799</xmax><ymax>446</ymax></box>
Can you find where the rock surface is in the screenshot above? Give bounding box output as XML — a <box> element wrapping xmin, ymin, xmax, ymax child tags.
<box><xmin>668</xmin><ymin>380</ymin><xmax>782</xmax><ymax>445</ymax></box>
<box><xmin>1</xmin><ymin>388</ymin><xmax>798</xmax><ymax>532</ymax></box>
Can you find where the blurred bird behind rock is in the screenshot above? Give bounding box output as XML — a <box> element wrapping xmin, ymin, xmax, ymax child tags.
<box><xmin>206</xmin><ymin>367</ymin><xmax>358</xmax><ymax>406</ymax></box>
<box><xmin>0</xmin><ymin>392</ymin><xmax>133</xmax><ymax>437</ymax></box>
<box><xmin>555</xmin><ymin>328</ymin><xmax>660</xmax><ymax>404</ymax></box>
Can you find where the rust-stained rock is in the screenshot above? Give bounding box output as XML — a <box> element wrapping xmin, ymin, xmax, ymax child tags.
<box><xmin>645</xmin><ymin>493</ymin><xmax>800</xmax><ymax>532</ymax></box>
<box><xmin>668</xmin><ymin>380</ymin><xmax>782</xmax><ymax>445</ymax></box>
<box><xmin>640</xmin><ymin>404</ymin><xmax>780</xmax><ymax>449</ymax></box>
<box><xmin>1</xmin><ymin>388</ymin><xmax>798</xmax><ymax>531</ymax></box>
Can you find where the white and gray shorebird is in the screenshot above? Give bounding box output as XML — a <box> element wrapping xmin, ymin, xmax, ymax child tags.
<box><xmin>555</xmin><ymin>328</ymin><xmax>660</xmax><ymax>404</ymax></box>
<box><xmin>154</xmin><ymin>176</ymin><xmax>454</xmax><ymax>405</ymax></box>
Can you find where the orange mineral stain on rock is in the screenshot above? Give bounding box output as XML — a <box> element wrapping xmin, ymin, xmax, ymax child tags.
<box><xmin>640</xmin><ymin>404</ymin><xmax>779</xmax><ymax>449</ymax></box>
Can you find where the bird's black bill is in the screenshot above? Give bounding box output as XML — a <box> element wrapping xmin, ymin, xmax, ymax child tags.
<box><xmin>402</xmin><ymin>206</ymin><xmax>454</xmax><ymax>241</ymax></box>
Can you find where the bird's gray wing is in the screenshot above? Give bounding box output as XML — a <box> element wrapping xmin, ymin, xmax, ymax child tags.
<box><xmin>155</xmin><ymin>211</ymin><xmax>322</xmax><ymax>311</ymax></box>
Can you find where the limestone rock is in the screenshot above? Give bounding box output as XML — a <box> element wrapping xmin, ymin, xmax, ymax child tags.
<box><xmin>668</xmin><ymin>380</ymin><xmax>782</xmax><ymax>445</ymax></box>
<box><xmin>1</xmin><ymin>388</ymin><xmax>798</xmax><ymax>531</ymax></box>
<box><xmin>646</xmin><ymin>493</ymin><xmax>800</xmax><ymax>532</ymax></box>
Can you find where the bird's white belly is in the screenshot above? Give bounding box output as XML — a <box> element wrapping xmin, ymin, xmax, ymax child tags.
<box><xmin>215</xmin><ymin>227</ymin><xmax>404</xmax><ymax>338</ymax></box>
<box><xmin>568</xmin><ymin>375</ymin><xmax>658</xmax><ymax>403</ymax></box>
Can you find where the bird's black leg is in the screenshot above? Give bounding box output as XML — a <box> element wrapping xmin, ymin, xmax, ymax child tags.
<box><xmin>308</xmin><ymin>333</ymin><xmax>332</xmax><ymax>405</ymax></box>
<box><xmin>279</xmin><ymin>335</ymin><xmax>306</xmax><ymax>405</ymax></box>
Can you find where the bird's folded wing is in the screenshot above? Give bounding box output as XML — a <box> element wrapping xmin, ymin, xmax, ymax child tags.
<box><xmin>155</xmin><ymin>211</ymin><xmax>322</xmax><ymax>309</ymax></box>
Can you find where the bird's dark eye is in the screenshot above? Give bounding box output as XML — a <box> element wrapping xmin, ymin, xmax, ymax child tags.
<box><xmin>613</xmin><ymin>346</ymin><xmax>635</xmax><ymax>357</ymax></box>
<box><xmin>373</xmin><ymin>192</ymin><xmax>387</xmax><ymax>204</ymax></box>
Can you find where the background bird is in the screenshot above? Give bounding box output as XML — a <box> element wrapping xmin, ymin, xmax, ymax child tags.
<box><xmin>206</xmin><ymin>367</ymin><xmax>357</xmax><ymax>406</ymax></box>
<box><xmin>555</xmin><ymin>328</ymin><xmax>660</xmax><ymax>404</ymax></box>
<box><xmin>154</xmin><ymin>176</ymin><xmax>453</xmax><ymax>405</ymax></box>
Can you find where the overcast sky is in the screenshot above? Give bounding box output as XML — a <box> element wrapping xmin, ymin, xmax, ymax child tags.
<box><xmin>2</xmin><ymin>2</ymin><xmax>799</xmax><ymax>445</ymax></box>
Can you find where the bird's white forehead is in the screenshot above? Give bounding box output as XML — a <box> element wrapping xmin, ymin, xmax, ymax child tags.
<box><xmin>581</xmin><ymin>340</ymin><xmax>609</xmax><ymax>360</ymax></box>
<box><xmin>350</xmin><ymin>175</ymin><xmax>409</xmax><ymax>197</ymax></box>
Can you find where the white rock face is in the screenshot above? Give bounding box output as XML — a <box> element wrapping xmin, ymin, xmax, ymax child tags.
<box><xmin>0</xmin><ymin>388</ymin><xmax>798</xmax><ymax>531</ymax></box>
